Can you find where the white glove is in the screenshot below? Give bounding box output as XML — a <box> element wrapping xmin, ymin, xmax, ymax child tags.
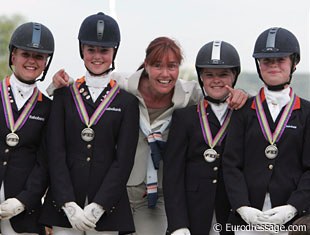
<box><xmin>62</xmin><ymin>202</ymin><xmax>96</xmax><ymax>231</ymax></box>
<box><xmin>237</xmin><ymin>206</ymin><xmax>267</xmax><ymax>225</ymax></box>
<box><xmin>259</xmin><ymin>205</ymin><xmax>297</xmax><ymax>225</ymax></box>
<box><xmin>84</xmin><ymin>202</ymin><xmax>105</xmax><ymax>224</ymax></box>
<box><xmin>171</xmin><ymin>228</ymin><xmax>191</xmax><ymax>235</ymax></box>
<box><xmin>0</xmin><ymin>198</ymin><xmax>25</xmax><ymax>219</ymax></box>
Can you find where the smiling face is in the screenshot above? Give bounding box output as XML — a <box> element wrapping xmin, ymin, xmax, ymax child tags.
<box><xmin>258</xmin><ymin>56</ymin><xmax>293</xmax><ymax>87</ymax></box>
<box><xmin>11</xmin><ymin>48</ymin><xmax>48</xmax><ymax>82</ymax></box>
<box><xmin>200</xmin><ymin>68</ymin><xmax>235</xmax><ymax>100</ymax></box>
<box><xmin>144</xmin><ymin>50</ymin><xmax>180</xmax><ymax>96</ymax></box>
<box><xmin>82</xmin><ymin>44</ymin><xmax>114</xmax><ymax>75</ymax></box>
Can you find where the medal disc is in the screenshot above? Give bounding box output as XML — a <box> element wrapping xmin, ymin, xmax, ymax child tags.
<box><xmin>6</xmin><ymin>133</ymin><xmax>19</xmax><ymax>147</ymax></box>
<box><xmin>265</xmin><ymin>145</ymin><xmax>278</xmax><ymax>159</ymax></box>
<box><xmin>81</xmin><ymin>128</ymin><xmax>95</xmax><ymax>142</ymax></box>
<box><xmin>203</xmin><ymin>149</ymin><xmax>219</xmax><ymax>163</ymax></box>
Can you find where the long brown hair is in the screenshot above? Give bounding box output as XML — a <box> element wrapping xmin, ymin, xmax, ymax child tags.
<box><xmin>137</xmin><ymin>37</ymin><xmax>183</xmax><ymax>73</ymax></box>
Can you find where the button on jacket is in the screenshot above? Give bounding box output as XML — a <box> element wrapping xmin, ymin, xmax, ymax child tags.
<box><xmin>222</xmin><ymin>91</ymin><xmax>310</xmax><ymax>225</ymax></box>
<box><xmin>0</xmin><ymin>80</ymin><xmax>50</xmax><ymax>234</ymax></box>
<box><xmin>163</xmin><ymin>104</ymin><xmax>232</xmax><ymax>235</ymax></box>
<box><xmin>39</xmin><ymin>79</ymin><xmax>139</xmax><ymax>233</ymax></box>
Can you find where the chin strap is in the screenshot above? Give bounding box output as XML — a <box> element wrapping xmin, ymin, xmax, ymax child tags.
<box><xmin>205</xmin><ymin>95</ymin><xmax>228</xmax><ymax>104</ymax></box>
<box><xmin>86</xmin><ymin>67</ymin><xmax>114</xmax><ymax>77</ymax></box>
<box><xmin>35</xmin><ymin>54</ymin><xmax>53</xmax><ymax>82</ymax></box>
<box><xmin>14</xmin><ymin>74</ymin><xmax>36</xmax><ymax>85</ymax></box>
<box><xmin>266</xmin><ymin>83</ymin><xmax>290</xmax><ymax>91</ymax></box>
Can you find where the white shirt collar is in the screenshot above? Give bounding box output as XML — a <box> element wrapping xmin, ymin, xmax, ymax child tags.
<box><xmin>85</xmin><ymin>71</ymin><xmax>110</xmax><ymax>88</ymax></box>
<box><xmin>209</xmin><ymin>102</ymin><xmax>228</xmax><ymax>125</ymax></box>
<box><xmin>85</xmin><ymin>71</ymin><xmax>112</xmax><ymax>102</ymax></box>
<box><xmin>10</xmin><ymin>74</ymin><xmax>36</xmax><ymax>110</ymax></box>
<box><xmin>264</xmin><ymin>86</ymin><xmax>291</xmax><ymax>108</ymax></box>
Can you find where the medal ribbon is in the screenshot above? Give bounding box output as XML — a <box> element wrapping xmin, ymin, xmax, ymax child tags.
<box><xmin>70</xmin><ymin>80</ymin><xmax>120</xmax><ymax>127</ymax></box>
<box><xmin>198</xmin><ymin>99</ymin><xmax>233</xmax><ymax>149</ymax></box>
<box><xmin>0</xmin><ymin>77</ymin><xmax>39</xmax><ymax>133</ymax></box>
<box><xmin>254</xmin><ymin>88</ymin><xmax>296</xmax><ymax>145</ymax></box>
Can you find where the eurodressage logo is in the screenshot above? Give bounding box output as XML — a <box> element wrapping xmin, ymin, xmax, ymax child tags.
<box><xmin>212</xmin><ymin>223</ymin><xmax>307</xmax><ymax>233</ymax></box>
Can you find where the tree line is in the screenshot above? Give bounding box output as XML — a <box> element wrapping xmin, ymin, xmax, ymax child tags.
<box><xmin>0</xmin><ymin>14</ymin><xmax>24</xmax><ymax>80</ymax></box>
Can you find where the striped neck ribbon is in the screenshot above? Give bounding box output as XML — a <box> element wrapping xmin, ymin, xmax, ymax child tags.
<box><xmin>70</xmin><ymin>80</ymin><xmax>120</xmax><ymax>127</ymax></box>
<box><xmin>254</xmin><ymin>88</ymin><xmax>296</xmax><ymax>145</ymax></box>
<box><xmin>0</xmin><ymin>77</ymin><xmax>39</xmax><ymax>133</ymax></box>
<box><xmin>198</xmin><ymin>99</ymin><xmax>232</xmax><ymax>149</ymax></box>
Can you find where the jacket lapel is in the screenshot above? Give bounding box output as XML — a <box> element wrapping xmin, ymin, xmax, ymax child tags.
<box><xmin>93</xmin><ymin>84</ymin><xmax>112</xmax><ymax>107</ymax></box>
<box><xmin>251</xmin><ymin>92</ymin><xmax>301</xmax><ymax>132</ymax></box>
<box><xmin>205</xmin><ymin>104</ymin><xmax>222</xmax><ymax>129</ymax></box>
<box><xmin>78</xmin><ymin>83</ymin><xmax>96</xmax><ymax>108</ymax></box>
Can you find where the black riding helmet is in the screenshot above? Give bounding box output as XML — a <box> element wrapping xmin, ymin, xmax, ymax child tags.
<box><xmin>253</xmin><ymin>27</ymin><xmax>300</xmax><ymax>91</ymax></box>
<box><xmin>78</xmin><ymin>12</ymin><xmax>120</xmax><ymax>75</ymax></box>
<box><xmin>9</xmin><ymin>22</ymin><xmax>55</xmax><ymax>82</ymax></box>
<box><xmin>195</xmin><ymin>40</ymin><xmax>241</xmax><ymax>102</ymax></box>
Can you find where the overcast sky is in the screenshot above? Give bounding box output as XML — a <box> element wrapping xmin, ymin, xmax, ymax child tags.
<box><xmin>0</xmin><ymin>0</ymin><xmax>309</xmax><ymax>89</ymax></box>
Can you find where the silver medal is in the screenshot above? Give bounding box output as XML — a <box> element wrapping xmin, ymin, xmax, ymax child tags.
<box><xmin>203</xmin><ymin>149</ymin><xmax>219</xmax><ymax>163</ymax></box>
<box><xmin>81</xmin><ymin>128</ymin><xmax>95</xmax><ymax>142</ymax></box>
<box><xmin>6</xmin><ymin>133</ymin><xmax>19</xmax><ymax>147</ymax></box>
<box><xmin>265</xmin><ymin>145</ymin><xmax>278</xmax><ymax>159</ymax></box>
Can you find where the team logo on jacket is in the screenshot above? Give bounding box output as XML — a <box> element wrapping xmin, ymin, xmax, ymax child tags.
<box><xmin>106</xmin><ymin>107</ymin><xmax>121</xmax><ymax>112</ymax></box>
<box><xmin>29</xmin><ymin>115</ymin><xmax>45</xmax><ymax>121</ymax></box>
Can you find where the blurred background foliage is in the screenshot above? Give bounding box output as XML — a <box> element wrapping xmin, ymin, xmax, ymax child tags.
<box><xmin>0</xmin><ymin>14</ymin><xmax>25</xmax><ymax>80</ymax></box>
